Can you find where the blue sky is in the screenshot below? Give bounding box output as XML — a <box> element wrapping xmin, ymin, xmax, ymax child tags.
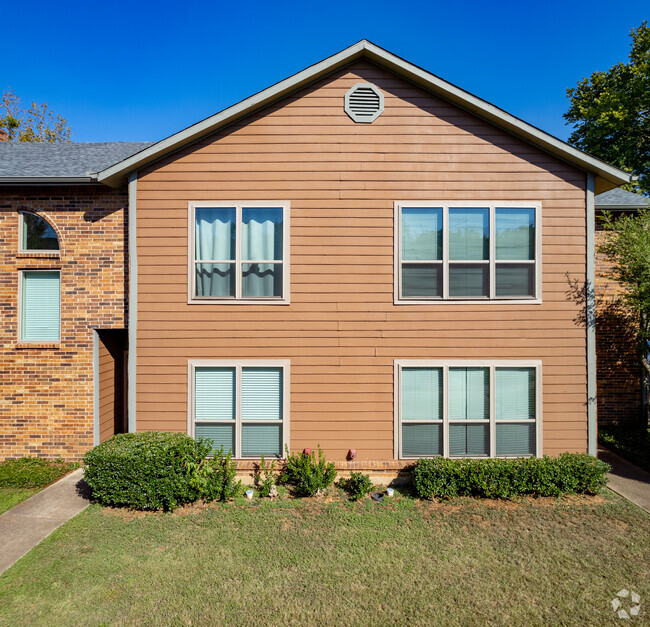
<box><xmin>2</xmin><ymin>0</ymin><xmax>647</xmax><ymax>143</ymax></box>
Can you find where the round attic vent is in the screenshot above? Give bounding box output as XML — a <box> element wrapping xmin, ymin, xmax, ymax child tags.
<box><xmin>344</xmin><ymin>83</ymin><xmax>384</xmax><ymax>123</ymax></box>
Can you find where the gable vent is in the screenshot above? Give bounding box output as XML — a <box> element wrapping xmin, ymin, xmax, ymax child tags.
<box><xmin>344</xmin><ymin>83</ymin><xmax>384</xmax><ymax>123</ymax></box>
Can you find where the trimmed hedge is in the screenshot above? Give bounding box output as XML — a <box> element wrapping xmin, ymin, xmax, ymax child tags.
<box><xmin>412</xmin><ymin>454</ymin><xmax>610</xmax><ymax>500</ymax></box>
<box><xmin>83</xmin><ymin>432</ymin><xmax>240</xmax><ymax>511</ymax></box>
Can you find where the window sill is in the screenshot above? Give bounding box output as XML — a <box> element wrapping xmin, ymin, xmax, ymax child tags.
<box><xmin>188</xmin><ymin>298</ymin><xmax>290</xmax><ymax>305</ymax></box>
<box><xmin>16</xmin><ymin>252</ymin><xmax>60</xmax><ymax>260</ymax></box>
<box><xmin>15</xmin><ymin>342</ymin><xmax>61</xmax><ymax>349</ymax></box>
<box><xmin>394</xmin><ymin>298</ymin><xmax>542</xmax><ymax>305</ymax></box>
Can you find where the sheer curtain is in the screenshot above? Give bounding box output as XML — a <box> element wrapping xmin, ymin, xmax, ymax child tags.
<box><xmin>242</xmin><ymin>208</ymin><xmax>283</xmax><ymax>298</ymax></box>
<box><xmin>195</xmin><ymin>208</ymin><xmax>235</xmax><ymax>297</ymax></box>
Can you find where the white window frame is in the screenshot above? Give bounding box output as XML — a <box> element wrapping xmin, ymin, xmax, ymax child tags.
<box><xmin>18</xmin><ymin>268</ymin><xmax>61</xmax><ymax>343</ymax></box>
<box><xmin>394</xmin><ymin>201</ymin><xmax>542</xmax><ymax>304</ymax></box>
<box><xmin>187</xmin><ymin>359</ymin><xmax>290</xmax><ymax>459</ymax></box>
<box><xmin>188</xmin><ymin>201</ymin><xmax>290</xmax><ymax>305</ymax></box>
<box><xmin>18</xmin><ymin>211</ymin><xmax>60</xmax><ymax>255</ymax></box>
<box><xmin>394</xmin><ymin>359</ymin><xmax>542</xmax><ymax>459</ymax></box>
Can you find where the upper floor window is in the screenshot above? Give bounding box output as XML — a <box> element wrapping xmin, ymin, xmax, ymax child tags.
<box><xmin>189</xmin><ymin>202</ymin><xmax>289</xmax><ymax>304</ymax></box>
<box><xmin>395</xmin><ymin>202</ymin><xmax>540</xmax><ymax>303</ymax></box>
<box><xmin>20</xmin><ymin>212</ymin><xmax>59</xmax><ymax>252</ymax></box>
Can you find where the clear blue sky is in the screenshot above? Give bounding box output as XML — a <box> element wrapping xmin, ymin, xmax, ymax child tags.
<box><xmin>2</xmin><ymin>0</ymin><xmax>647</xmax><ymax>143</ymax></box>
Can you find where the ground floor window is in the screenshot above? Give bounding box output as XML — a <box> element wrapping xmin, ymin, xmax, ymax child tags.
<box><xmin>188</xmin><ymin>360</ymin><xmax>289</xmax><ymax>458</ymax></box>
<box><xmin>396</xmin><ymin>360</ymin><xmax>541</xmax><ymax>458</ymax></box>
<box><xmin>20</xmin><ymin>270</ymin><xmax>61</xmax><ymax>342</ymax></box>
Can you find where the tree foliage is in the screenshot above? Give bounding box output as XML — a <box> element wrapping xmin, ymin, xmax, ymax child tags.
<box><xmin>564</xmin><ymin>22</ymin><xmax>649</xmax><ymax>194</ymax></box>
<box><xmin>598</xmin><ymin>210</ymin><xmax>650</xmax><ymax>374</ymax></box>
<box><xmin>0</xmin><ymin>88</ymin><xmax>71</xmax><ymax>142</ymax></box>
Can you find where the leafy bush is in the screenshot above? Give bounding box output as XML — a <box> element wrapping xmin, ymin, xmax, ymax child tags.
<box><xmin>0</xmin><ymin>457</ymin><xmax>78</xmax><ymax>488</ymax></box>
<box><xmin>186</xmin><ymin>446</ymin><xmax>242</xmax><ymax>503</ymax></box>
<box><xmin>412</xmin><ymin>454</ymin><xmax>610</xmax><ymax>500</ymax></box>
<box><xmin>83</xmin><ymin>432</ymin><xmax>240</xmax><ymax>511</ymax></box>
<box><xmin>599</xmin><ymin>424</ymin><xmax>650</xmax><ymax>472</ymax></box>
<box><xmin>338</xmin><ymin>472</ymin><xmax>374</xmax><ymax>501</ymax></box>
<box><xmin>254</xmin><ymin>455</ymin><xmax>277</xmax><ymax>498</ymax></box>
<box><xmin>279</xmin><ymin>445</ymin><xmax>336</xmax><ymax>496</ymax></box>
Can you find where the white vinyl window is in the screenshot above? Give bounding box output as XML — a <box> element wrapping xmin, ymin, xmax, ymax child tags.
<box><xmin>189</xmin><ymin>202</ymin><xmax>290</xmax><ymax>304</ymax></box>
<box><xmin>188</xmin><ymin>360</ymin><xmax>289</xmax><ymax>458</ymax></box>
<box><xmin>20</xmin><ymin>270</ymin><xmax>61</xmax><ymax>342</ymax></box>
<box><xmin>395</xmin><ymin>360</ymin><xmax>541</xmax><ymax>458</ymax></box>
<box><xmin>395</xmin><ymin>202</ymin><xmax>541</xmax><ymax>303</ymax></box>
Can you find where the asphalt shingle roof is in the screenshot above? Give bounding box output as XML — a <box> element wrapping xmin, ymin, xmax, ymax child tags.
<box><xmin>0</xmin><ymin>142</ymin><xmax>154</xmax><ymax>178</ymax></box>
<box><xmin>595</xmin><ymin>188</ymin><xmax>649</xmax><ymax>208</ymax></box>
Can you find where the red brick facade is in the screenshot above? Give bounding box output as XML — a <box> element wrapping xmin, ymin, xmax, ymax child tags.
<box><xmin>0</xmin><ymin>185</ymin><xmax>127</xmax><ymax>460</ymax></box>
<box><xmin>595</xmin><ymin>215</ymin><xmax>642</xmax><ymax>425</ymax></box>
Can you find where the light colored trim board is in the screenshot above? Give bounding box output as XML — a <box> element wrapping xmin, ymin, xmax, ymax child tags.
<box><xmin>127</xmin><ymin>172</ymin><xmax>137</xmax><ymax>433</ymax></box>
<box><xmin>93</xmin><ymin>330</ymin><xmax>99</xmax><ymax>446</ymax></box>
<box><xmin>97</xmin><ymin>40</ymin><xmax>632</xmax><ymax>188</ymax></box>
<box><xmin>394</xmin><ymin>359</ymin><xmax>543</xmax><ymax>460</ymax></box>
<box><xmin>188</xmin><ymin>201</ymin><xmax>290</xmax><ymax>305</ymax></box>
<box><xmin>187</xmin><ymin>359</ymin><xmax>290</xmax><ymax>459</ymax></box>
<box><xmin>394</xmin><ymin>201</ymin><xmax>542</xmax><ymax>305</ymax></box>
<box><xmin>586</xmin><ymin>174</ymin><xmax>597</xmax><ymax>456</ymax></box>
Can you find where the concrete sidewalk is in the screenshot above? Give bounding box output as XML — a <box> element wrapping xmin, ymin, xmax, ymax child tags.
<box><xmin>599</xmin><ymin>448</ymin><xmax>650</xmax><ymax>514</ymax></box>
<box><xmin>0</xmin><ymin>468</ymin><xmax>90</xmax><ymax>576</ymax></box>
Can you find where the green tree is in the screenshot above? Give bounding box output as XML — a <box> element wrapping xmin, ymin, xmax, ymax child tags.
<box><xmin>0</xmin><ymin>88</ymin><xmax>71</xmax><ymax>142</ymax></box>
<box><xmin>598</xmin><ymin>210</ymin><xmax>650</xmax><ymax>376</ymax></box>
<box><xmin>564</xmin><ymin>21</ymin><xmax>649</xmax><ymax>194</ymax></box>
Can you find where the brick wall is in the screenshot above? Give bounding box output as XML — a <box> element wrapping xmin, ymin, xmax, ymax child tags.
<box><xmin>0</xmin><ymin>184</ymin><xmax>128</xmax><ymax>460</ymax></box>
<box><xmin>595</xmin><ymin>213</ymin><xmax>642</xmax><ymax>425</ymax></box>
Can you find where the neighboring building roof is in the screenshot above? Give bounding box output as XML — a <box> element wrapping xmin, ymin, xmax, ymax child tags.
<box><xmin>0</xmin><ymin>142</ymin><xmax>153</xmax><ymax>183</ymax></box>
<box><xmin>595</xmin><ymin>188</ymin><xmax>649</xmax><ymax>209</ymax></box>
<box><xmin>97</xmin><ymin>40</ymin><xmax>632</xmax><ymax>189</ymax></box>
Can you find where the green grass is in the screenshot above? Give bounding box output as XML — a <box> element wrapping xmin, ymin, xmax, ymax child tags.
<box><xmin>0</xmin><ymin>458</ymin><xmax>79</xmax><ymax>515</ymax></box>
<box><xmin>599</xmin><ymin>424</ymin><xmax>650</xmax><ymax>472</ymax></box>
<box><xmin>0</xmin><ymin>487</ymin><xmax>648</xmax><ymax>625</ymax></box>
<box><xmin>0</xmin><ymin>487</ymin><xmax>39</xmax><ymax>515</ymax></box>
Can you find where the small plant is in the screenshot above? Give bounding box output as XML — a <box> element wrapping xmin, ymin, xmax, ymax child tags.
<box><xmin>279</xmin><ymin>445</ymin><xmax>337</xmax><ymax>496</ymax></box>
<box><xmin>254</xmin><ymin>455</ymin><xmax>278</xmax><ymax>498</ymax></box>
<box><xmin>338</xmin><ymin>472</ymin><xmax>374</xmax><ymax>501</ymax></box>
<box><xmin>187</xmin><ymin>446</ymin><xmax>242</xmax><ymax>503</ymax></box>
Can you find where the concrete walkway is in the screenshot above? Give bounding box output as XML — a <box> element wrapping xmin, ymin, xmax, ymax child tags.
<box><xmin>0</xmin><ymin>468</ymin><xmax>90</xmax><ymax>576</ymax></box>
<box><xmin>599</xmin><ymin>448</ymin><xmax>650</xmax><ymax>514</ymax></box>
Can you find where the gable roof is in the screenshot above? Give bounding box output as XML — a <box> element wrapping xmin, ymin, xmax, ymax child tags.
<box><xmin>595</xmin><ymin>188</ymin><xmax>649</xmax><ymax>209</ymax></box>
<box><xmin>0</xmin><ymin>142</ymin><xmax>153</xmax><ymax>183</ymax></box>
<box><xmin>97</xmin><ymin>40</ymin><xmax>633</xmax><ymax>189</ymax></box>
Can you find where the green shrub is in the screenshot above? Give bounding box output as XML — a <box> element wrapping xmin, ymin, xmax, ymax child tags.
<box><xmin>0</xmin><ymin>457</ymin><xmax>78</xmax><ymax>489</ymax></box>
<box><xmin>412</xmin><ymin>454</ymin><xmax>610</xmax><ymax>500</ymax></box>
<box><xmin>279</xmin><ymin>445</ymin><xmax>336</xmax><ymax>496</ymax></box>
<box><xmin>186</xmin><ymin>446</ymin><xmax>242</xmax><ymax>503</ymax></box>
<box><xmin>338</xmin><ymin>472</ymin><xmax>374</xmax><ymax>500</ymax></box>
<box><xmin>83</xmin><ymin>432</ymin><xmax>240</xmax><ymax>511</ymax></box>
<box><xmin>254</xmin><ymin>455</ymin><xmax>277</xmax><ymax>498</ymax></box>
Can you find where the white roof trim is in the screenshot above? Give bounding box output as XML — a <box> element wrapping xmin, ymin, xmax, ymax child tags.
<box><xmin>97</xmin><ymin>40</ymin><xmax>632</xmax><ymax>188</ymax></box>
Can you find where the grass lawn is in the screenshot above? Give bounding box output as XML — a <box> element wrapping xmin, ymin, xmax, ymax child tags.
<box><xmin>0</xmin><ymin>487</ymin><xmax>648</xmax><ymax>625</ymax></box>
<box><xmin>599</xmin><ymin>424</ymin><xmax>650</xmax><ymax>472</ymax></box>
<box><xmin>0</xmin><ymin>458</ymin><xmax>79</xmax><ymax>516</ymax></box>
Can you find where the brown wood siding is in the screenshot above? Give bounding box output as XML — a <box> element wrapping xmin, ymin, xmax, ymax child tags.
<box><xmin>98</xmin><ymin>337</ymin><xmax>116</xmax><ymax>444</ymax></box>
<box><xmin>135</xmin><ymin>61</ymin><xmax>588</xmax><ymax>460</ymax></box>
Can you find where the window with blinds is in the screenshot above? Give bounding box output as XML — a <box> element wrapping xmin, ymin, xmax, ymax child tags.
<box><xmin>20</xmin><ymin>270</ymin><xmax>61</xmax><ymax>342</ymax></box>
<box><xmin>191</xmin><ymin>362</ymin><xmax>287</xmax><ymax>458</ymax></box>
<box><xmin>398</xmin><ymin>362</ymin><xmax>539</xmax><ymax>458</ymax></box>
<box><xmin>396</xmin><ymin>202</ymin><xmax>540</xmax><ymax>302</ymax></box>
